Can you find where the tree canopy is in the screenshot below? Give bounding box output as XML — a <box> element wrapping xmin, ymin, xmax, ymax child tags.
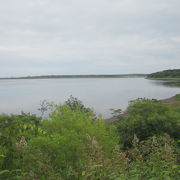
<box><xmin>147</xmin><ymin>69</ymin><xmax>180</xmax><ymax>78</ymax></box>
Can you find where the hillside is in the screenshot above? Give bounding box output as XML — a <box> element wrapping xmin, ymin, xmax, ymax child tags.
<box><xmin>147</xmin><ymin>69</ymin><xmax>180</xmax><ymax>79</ymax></box>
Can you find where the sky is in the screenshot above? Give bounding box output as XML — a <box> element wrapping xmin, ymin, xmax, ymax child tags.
<box><xmin>0</xmin><ymin>0</ymin><xmax>180</xmax><ymax>77</ymax></box>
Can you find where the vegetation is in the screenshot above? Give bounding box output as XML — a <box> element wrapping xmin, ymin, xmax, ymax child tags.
<box><xmin>159</xmin><ymin>94</ymin><xmax>180</xmax><ymax>109</ymax></box>
<box><xmin>0</xmin><ymin>96</ymin><xmax>179</xmax><ymax>179</ymax></box>
<box><xmin>147</xmin><ymin>69</ymin><xmax>180</xmax><ymax>87</ymax></box>
<box><xmin>147</xmin><ymin>69</ymin><xmax>180</xmax><ymax>79</ymax></box>
<box><xmin>116</xmin><ymin>99</ymin><xmax>180</xmax><ymax>148</ymax></box>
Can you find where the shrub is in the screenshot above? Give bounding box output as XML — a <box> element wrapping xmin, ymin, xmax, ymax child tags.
<box><xmin>0</xmin><ymin>113</ymin><xmax>42</xmax><ymax>179</ymax></box>
<box><xmin>24</xmin><ymin>104</ymin><xmax>118</xmax><ymax>178</ymax></box>
<box><xmin>116</xmin><ymin>100</ymin><xmax>180</xmax><ymax>148</ymax></box>
<box><xmin>64</xmin><ymin>95</ymin><xmax>92</xmax><ymax>113</ymax></box>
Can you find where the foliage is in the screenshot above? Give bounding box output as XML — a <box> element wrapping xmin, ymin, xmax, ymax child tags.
<box><xmin>38</xmin><ymin>100</ymin><xmax>54</xmax><ymax>117</ymax></box>
<box><xmin>116</xmin><ymin>99</ymin><xmax>180</xmax><ymax>148</ymax></box>
<box><xmin>0</xmin><ymin>113</ymin><xmax>43</xmax><ymax>179</ymax></box>
<box><xmin>147</xmin><ymin>69</ymin><xmax>180</xmax><ymax>78</ymax></box>
<box><xmin>175</xmin><ymin>94</ymin><xmax>180</xmax><ymax>100</ymax></box>
<box><xmin>0</xmin><ymin>97</ymin><xmax>179</xmax><ymax>179</ymax></box>
<box><xmin>81</xmin><ymin>134</ymin><xmax>179</xmax><ymax>180</ymax></box>
<box><xmin>64</xmin><ymin>95</ymin><xmax>93</xmax><ymax>113</ymax></box>
<box><xmin>110</xmin><ymin>108</ymin><xmax>122</xmax><ymax>117</ymax></box>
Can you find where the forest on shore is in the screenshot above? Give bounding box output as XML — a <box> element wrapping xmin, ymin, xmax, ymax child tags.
<box><xmin>0</xmin><ymin>95</ymin><xmax>180</xmax><ymax>179</ymax></box>
<box><xmin>147</xmin><ymin>69</ymin><xmax>180</xmax><ymax>79</ymax></box>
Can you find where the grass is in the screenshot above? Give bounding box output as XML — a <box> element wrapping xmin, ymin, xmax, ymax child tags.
<box><xmin>159</xmin><ymin>94</ymin><xmax>180</xmax><ymax>108</ymax></box>
<box><xmin>175</xmin><ymin>94</ymin><xmax>180</xmax><ymax>100</ymax></box>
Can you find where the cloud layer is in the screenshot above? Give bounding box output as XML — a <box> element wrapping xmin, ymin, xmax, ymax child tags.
<box><xmin>0</xmin><ymin>0</ymin><xmax>180</xmax><ymax>77</ymax></box>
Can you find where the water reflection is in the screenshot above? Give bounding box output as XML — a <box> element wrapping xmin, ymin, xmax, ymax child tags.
<box><xmin>148</xmin><ymin>79</ymin><xmax>180</xmax><ymax>88</ymax></box>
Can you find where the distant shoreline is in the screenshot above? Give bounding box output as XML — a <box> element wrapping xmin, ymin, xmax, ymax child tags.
<box><xmin>146</xmin><ymin>77</ymin><xmax>180</xmax><ymax>80</ymax></box>
<box><xmin>0</xmin><ymin>74</ymin><xmax>147</xmax><ymax>80</ymax></box>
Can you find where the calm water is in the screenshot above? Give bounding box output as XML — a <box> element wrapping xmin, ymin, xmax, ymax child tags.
<box><xmin>0</xmin><ymin>78</ymin><xmax>179</xmax><ymax>118</ymax></box>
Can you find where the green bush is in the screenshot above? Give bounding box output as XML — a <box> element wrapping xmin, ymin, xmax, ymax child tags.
<box><xmin>116</xmin><ymin>100</ymin><xmax>180</xmax><ymax>148</ymax></box>
<box><xmin>64</xmin><ymin>95</ymin><xmax>92</xmax><ymax>113</ymax></box>
<box><xmin>0</xmin><ymin>113</ymin><xmax>42</xmax><ymax>179</ymax></box>
<box><xmin>20</xmin><ymin>104</ymin><xmax>118</xmax><ymax>179</ymax></box>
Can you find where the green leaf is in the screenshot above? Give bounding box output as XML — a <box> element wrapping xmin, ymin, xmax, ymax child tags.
<box><xmin>0</xmin><ymin>154</ymin><xmax>5</xmax><ymax>158</ymax></box>
<box><xmin>0</xmin><ymin>170</ymin><xmax>10</xmax><ymax>175</ymax></box>
<box><xmin>82</xmin><ymin>171</ymin><xmax>86</xmax><ymax>176</ymax></box>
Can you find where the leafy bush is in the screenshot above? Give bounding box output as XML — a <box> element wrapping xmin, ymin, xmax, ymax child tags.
<box><xmin>16</xmin><ymin>103</ymin><xmax>117</xmax><ymax>179</ymax></box>
<box><xmin>64</xmin><ymin>95</ymin><xmax>92</xmax><ymax>113</ymax></box>
<box><xmin>116</xmin><ymin>100</ymin><xmax>180</xmax><ymax>148</ymax></box>
<box><xmin>0</xmin><ymin>113</ymin><xmax>42</xmax><ymax>179</ymax></box>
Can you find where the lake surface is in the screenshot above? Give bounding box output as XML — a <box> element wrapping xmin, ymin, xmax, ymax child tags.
<box><xmin>0</xmin><ymin>78</ymin><xmax>179</xmax><ymax>118</ymax></box>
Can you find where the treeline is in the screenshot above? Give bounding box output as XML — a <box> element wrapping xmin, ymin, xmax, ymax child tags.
<box><xmin>147</xmin><ymin>69</ymin><xmax>180</xmax><ymax>78</ymax></box>
<box><xmin>0</xmin><ymin>74</ymin><xmax>147</xmax><ymax>80</ymax></box>
<box><xmin>0</xmin><ymin>96</ymin><xmax>180</xmax><ymax>179</ymax></box>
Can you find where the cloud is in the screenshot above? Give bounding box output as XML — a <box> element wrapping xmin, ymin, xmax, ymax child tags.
<box><xmin>0</xmin><ymin>0</ymin><xmax>180</xmax><ymax>76</ymax></box>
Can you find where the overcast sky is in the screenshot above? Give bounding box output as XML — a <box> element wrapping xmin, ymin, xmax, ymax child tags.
<box><xmin>0</xmin><ymin>0</ymin><xmax>180</xmax><ymax>77</ymax></box>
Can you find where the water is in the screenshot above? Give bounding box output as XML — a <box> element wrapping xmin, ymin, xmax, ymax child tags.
<box><xmin>0</xmin><ymin>78</ymin><xmax>179</xmax><ymax>118</ymax></box>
